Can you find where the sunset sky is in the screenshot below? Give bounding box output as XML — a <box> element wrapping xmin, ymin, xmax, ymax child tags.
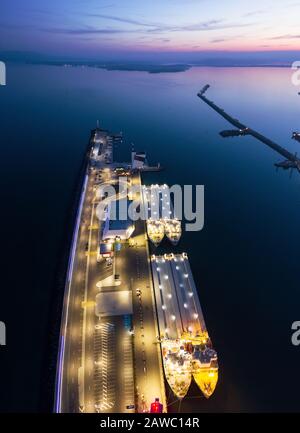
<box><xmin>1</xmin><ymin>0</ymin><xmax>300</xmax><ymax>61</ymax></box>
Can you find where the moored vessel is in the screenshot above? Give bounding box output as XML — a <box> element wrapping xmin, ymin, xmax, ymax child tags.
<box><xmin>192</xmin><ymin>344</ymin><xmax>218</xmax><ymax>398</ymax></box>
<box><xmin>161</xmin><ymin>340</ymin><xmax>192</xmax><ymax>399</ymax></box>
<box><xmin>151</xmin><ymin>253</ymin><xmax>218</xmax><ymax>400</ymax></box>
<box><xmin>146</xmin><ymin>219</ymin><xmax>165</xmax><ymax>246</ymax></box>
<box><xmin>164</xmin><ymin>219</ymin><xmax>182</xmax><ymax>245</ymax></box>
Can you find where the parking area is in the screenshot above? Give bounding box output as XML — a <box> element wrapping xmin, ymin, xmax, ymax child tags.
<box><xmin>94</xmin><ymin>322</ymin><xmax>116</xmax><ymax>412</ymax></box>
<box><xmin>122</xmin><ymin>323</ymin><xmax>135</xmax><ymax>412</ymax></box>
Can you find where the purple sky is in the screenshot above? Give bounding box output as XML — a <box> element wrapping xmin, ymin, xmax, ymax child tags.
<box><xmin>1</xmin><ymin>0</ymin><xmax>300</xmax><ymax>63</ymax></box>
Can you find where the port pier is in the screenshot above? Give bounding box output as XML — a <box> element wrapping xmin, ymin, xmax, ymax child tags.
<box><xmin>55</xmin><ymin>121</ymin><xmax>217</xmax><ymax>413</ymax></box>
<box><xmin>198</xmin><ymin>85</ymin><xmax>300</xmax><ymax>171</ymax></box>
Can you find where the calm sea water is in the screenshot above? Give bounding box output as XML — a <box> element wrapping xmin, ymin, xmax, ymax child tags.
<box><xmin>1</xmin><ymin>64</ymin><xmax>300</xmax><ymax>412</ymax></box>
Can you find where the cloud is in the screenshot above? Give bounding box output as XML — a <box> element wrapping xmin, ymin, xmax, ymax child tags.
<box><xmin>210</xmin><ymin>34</ymin><xmax>243</xmax><ymax>44</ymax></box>
<box><xmin>269</xmin><ymin>34</ymin><xmax>300</xmax><ymax>39</ymax></box>
<box><xmin>86</xmin><ymin>13</ymin><xmax>157</xmax><ymax>28</ymax></box>
<box><xmin>242</xmin><ymin>9</ymin><xmax>266</xmax><ymax>17</ymax></box>
<box><xmin>43</xmin><ymin>18</ymin><xmax>254</xmax><ymax>37</ymax></box>
<box><xmin>210</xmin><ymin>38</ymin><xmax>226</xmax><ymax>43</ymax></box>
<box><xmin>147</xmin><ymin>19</ymin><xmax>253</xmax><ymax>33</ymax></box>
<box><xmin>43</xmin><ymin>26</ymin><xmax>138</xmax><ymax>35</ymax></box>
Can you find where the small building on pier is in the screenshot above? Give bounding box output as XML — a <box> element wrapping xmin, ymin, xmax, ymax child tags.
<box><xmin>102</xmin><ymin>198</ymin><xmax>135</xmax><ymax>241</ymax></box>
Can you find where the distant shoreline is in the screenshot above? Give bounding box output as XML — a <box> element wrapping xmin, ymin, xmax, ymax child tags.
<box><xmin>4</xmin><ymin>60</ymin><xmax>296</xmax><ymax>74</ymax></box>
<box><xmin>29</xmin><ymin>61</ymin><xmax>191</xmax><ymax>74</ymax></box>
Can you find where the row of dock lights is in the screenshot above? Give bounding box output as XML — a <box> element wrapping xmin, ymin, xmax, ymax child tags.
<box><xmin>151</xmin><ymin>252</ymin><xmax>219</xmax><ymax>399</ymax></box>
<box><xmin>160</xmin><ymin>283</ymin><xmax>192</xmax><ymax>300</ymax></box>
<box><xmin>148</xmin><ymin>215</ymin><xmax>173</xmax><ymax>221</ymax></box>
<box><xmin>151</xmin><ymin>253</ymin><xmax>187</xmax><ymax>261</ymax></box>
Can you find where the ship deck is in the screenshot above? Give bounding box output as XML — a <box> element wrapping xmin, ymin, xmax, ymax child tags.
<box><xmin>151</xmin><ymin>253</ymin><xmax>218</xmax><ymax>399</ymax></box>
<box><xmin>151</xmin><ymin>253</ymin><xmax>207</xmax><ymax>339</ymax></box>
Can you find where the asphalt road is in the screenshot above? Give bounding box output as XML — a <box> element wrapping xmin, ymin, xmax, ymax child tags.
<box><xmin>121</xmin><ymin>173</ymin><xmax>166</xmax><ymax>412</ymax></box>
<box><xmin>57</xmin><ymin>164</ymin><xmax>166</xmax><ymax>413</ymax></box>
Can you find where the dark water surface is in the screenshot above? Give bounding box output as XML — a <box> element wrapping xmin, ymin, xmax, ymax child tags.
<box><xmin>0</xmin><ymin>64</ymin><xmax>300</xmax><ymax>412</ymax></box>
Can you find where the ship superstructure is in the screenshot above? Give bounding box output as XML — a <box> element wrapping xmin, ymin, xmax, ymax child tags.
<box><xmin>151</xmin><ymin>253</ymin><xmax>218</xmax><ymax>399</ymax></box>
<box><xmin>142</xmin><ymin>184</ymin><xmax>182</xmax><ymax>246</ymax></box>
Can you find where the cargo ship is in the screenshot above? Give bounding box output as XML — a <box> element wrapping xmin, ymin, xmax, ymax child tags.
<box><xmin>151</xmin><ymin>253</ymin><xmax>218</xmax><ymax>399</ymax></box>
<box><xmin>192</xmin><ymin>343</ymin><xmax>218</xmax><ymax>398</ymax></box>
<box><xmin>161</xmin><ymin>339</ymin><xmax>192</xmax><ymax>399</ymax></box>
<box><xmin>146</xmin><ymin>219</ymin><xmax>165</xmax><ymax>246</ymax></box>
<box><xmin>164</xmin><ymin>219</ymin><xmax>182</xmax><ymax>246</ymax></box>
<box><xmin>142</xmin><ymin>184</ymin><xmax>182</xmax><ymax>246</ymax></box>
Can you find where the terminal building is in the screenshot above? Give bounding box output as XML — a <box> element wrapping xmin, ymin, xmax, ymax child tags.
<box><xmin>99</xmin><ymin>241</ymin><xmax>114</xmax><ymax>259</ymax></box>
<box><xmin>92</xmin><ymin>128</ymin><xmax>105</xmax><ymax>158</ymax></box>
<box><xmin>102</xmin><ymin>198</ymin><xmax>135</xmax><ymax>241</ymax></box>
<box><xmin>91</xmin><ymin>125</ymin><xmax>113</xmax><ymax>164</ymax></box>
<box><xmin>131</xmin><ymin>150</ymin><xmax>147</xmax><ymax>170</ymax></box>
